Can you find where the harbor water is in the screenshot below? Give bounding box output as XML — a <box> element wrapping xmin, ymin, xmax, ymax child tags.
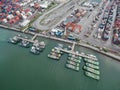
<box><xmin>0</xmin><ymin>27</ymin><xmax>120</xmax><ymax>90</ymax></box>
<box><xmin>90</xmin><ymin>0</ymin><xmax>102</xmax><ymax>3</ymax></box>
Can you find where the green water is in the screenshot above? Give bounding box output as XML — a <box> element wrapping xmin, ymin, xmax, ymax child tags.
<box><xmin>0</xmin><ymin>27</ymin><xmax>120</xmax><ymax>90</ymax></box>
<box><xmin>91</xmin><ymin>0</ymin><xmax>101</xmax><ymax>3</ymax></box>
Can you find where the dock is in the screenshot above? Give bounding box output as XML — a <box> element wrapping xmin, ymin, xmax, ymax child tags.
<box><xmin>59</xmin><ymin>48</ymin><xmax>97</xmax><ymax>61</ymax></box>
<box><xmin>2</xmin><ymin>24</ymin><xmax>120</xmax><ymax>61</ymax></box>
<box><xmin>71</xmin><ymin>42</ymin><xmax>76</xmax><ymax>51</ymax></box>
<box><xmin>22</xmin><ymin>28</ymin><xmax>28</xmax><ymax>32</ymax></box>
<box><xmin>15</xmin><ymin>34</ymin><xmax>97</xmax><ymax>60</ymax></box>
<box><xmin>31</xmin><ymin>34</ymin><xmax>38</xmax><ymax>41</ymax></box>
<box><xmin>16</xmin><ymin>36</ymin><xmax>35</xmax><ymax>43</ymax></box>
<box><xmin>16</xmin><ymin>35</ymin><xmax>39</xmax><ymax>44</ymax></box>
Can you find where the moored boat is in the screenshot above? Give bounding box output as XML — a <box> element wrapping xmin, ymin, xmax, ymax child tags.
<box><xmin>39</xmin><ymin>41</ymin><xmax>46</xmax><ymax>49</ymax></box>
<box><xmin>85</xmin><ymin>63</ymin><xmax>99</xmax><ymax>70</ymax></box>
<box><xmin>68</xmin><ymin>54</ymin><xmax>82</xmax><ymax>60</ymax></box>
<box><xmin>33</xmin><ymin>40</ymin><xmax>46</xmax><ymax>52</ymax></box>
<box><xmin>87</xmin><ymin>54</ymin><xmax>98</xmax><ymax>61</ymax></box>
<box><xmin>68</xmin><ymin>57</ymin><xmax>81</xmax><ymax>63</ymax></box>
<box><xmin>67</xmin><ymin>60</ymin><xmax>80</xmax><ymax>67</ymax></box>
<box><xmin>48</xmin><ymin>54</ymin><xmax>60</xmax><ymax>60</ymax></box>
<box><xmin>56</xmin><ymin>43</ymin><xmax>63</xmax><ymax>49</ymax></box>
<box><xmin>30</xmin><ymin>46</ymin><xmax>40</xmax><ymax>55</ymax></box>
<box><xmin>66</xmin><ymin>64</ymin><xmax>79</xmax><ymax>71</ymax></box>
<box><xmin>8</xmin><ymin>35</ymin><xmax>21</xmax><ymax>44</ymax></box>
<box><xmin>77</xmin><ymin>56</ymin><xmax>83</xmax><ymax>60</ymax></box>
<box><xmin>52</xmin><ymin>48</ymin><xmax>62</xmax><ymax>54</ymax></box>
<box><xmin>68</xmin><ymin>53</ymin><xmax>72</xmax><ymax>57</ymax></box>
<box><xmin>85</xmin><ymin>71</ymin><xmax>100</xmax><ymax>80</ymax></box>
<box><xmin>83</xmin><ymin>66</ymin><xmax>100</xmax><ymax>75</ymax></box>
<box><xmin>20</xmin><ymin>40</ymin><xmax>30</xmax><ymax>48</ymax></box>
<box><xmin>84</xmin><ymin>58</ymin><xmax>99</xmax><ymax>65</ymax></box>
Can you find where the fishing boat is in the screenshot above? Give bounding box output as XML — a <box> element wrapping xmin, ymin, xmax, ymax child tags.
<box><xmin>71</xmin><ymin>54</ymin><xmax>76</xmax><ymax>58</ymax></box>
<box><xmin>68</xmin><ymin>53</ymin><xmax>82</xmax><ymax>60</ymax></box>
<box><xmin>68</xmin><ymin>53</ymin><xmax>72</xmax><ymax>57</ymax></box>
<box><xmin>68</xmin><ymin>46</ymin><xmax>72</xmax><ymax>50</ymax></box>
<box><xmin>67</xmin><ymin>60</ymin><xmax>80</xmax><ymax>67</ymax></box>
<box><xmin>30</xmin><ymin>46</ymin><xmax>40</xmax><ymax>55</ymax></box>
<box><xmin>83</xmin><ymin>66</ymin><xmax>100</xmax><ymax>75</ymax></box>
<box><xmin>80</xmin><ymin>52</ymin><xmax>85</xmax><ymax>55</ymax></box>
<box><xmin>20</xmin><ymin>40</ymin><xmax>30</xmax><ymax>48</ymax></box>
<box><xmin>66</xmin><ymin>64</ymin><xmax>79</xmax><ymax>71</ymax></box>
<box><xmin>68</xmin><ymin>57</ymin><xmax>81</xmax><ymax>63</ymax></box>
<box><xmin>84</xmin><ymin>58</ymin><xmax>99</xmax><ymax>65</ymax></box>
<box><xmin>85</xmin><ymin>63</ymin><xmax>99</xmax><ymax>70</ymax></box>
<box><xmin>87</xmin><ymin>54</ymin><xmax>98</xmax><ymax>60</ymax></box>
<box><xmin>56</xmin><ymin>43</ymin><xmax>63</xmax><ymax>49</ymax></box>
<box><xmin>39</xmin><ymin>41</ymin><xmax>46</xmax><ymax>49</ymax></box>
<box><xmin>33</xmin><ymin>42</ymin><xmax>42</xmax><ymax>52</ymax></box>
<box><xmin>77</xmin><ymin>56</ymin><xmax>83</xmax><ymax>60</ymax></box>
<box><xmin>48</xmin><ymin>54</ymin><xmax>60</xmax><ymax>60</ymax></box>
<box><xmin>50</xmin><ymin>51</ymin><xmax>61</xmax><ymax>56</ymax></box>
<box><xmin>52</xmin><ymin>48</ymin><xmax>62</xmax><ymax>54</ymax></box>
<box><xmin>35</xmin><ymin>45</ymin><xmax>42</xmax><ymax>52</ymax></box>
<box><xmin>85</xmin><ymin>71</ymin><xmax>100</xmax><ymax>80</ymax></box>
<box><xmin>8</xmin><ymin>35</ymin><xmax>21</xmax><ymax>44</ymax></box>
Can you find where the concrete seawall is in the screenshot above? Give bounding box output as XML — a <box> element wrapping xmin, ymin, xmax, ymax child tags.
<box><xmin>0</xmin><ymin>25</ymin><xmax>21</xmax><ymax>32</ymax></box>
<box><xmin>77</xmin><ymin>43</ymin><xmax>120</xmax><ymax>61</ymax></box>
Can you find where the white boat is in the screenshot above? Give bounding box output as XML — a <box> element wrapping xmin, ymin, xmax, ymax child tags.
<box><xmin>85</xmin><ymin>71</ymin><xmax>100</xmax><ymax>80</ymax></box>
<box><xmin>83</xmin><ymin>66</ymin><xmax>100</xmax><ymax>75</ymax></box>
<box><xmin>20</xmin><ymin>40</ymin><xmax>30</xmax><ymax>48</ymax></box>
<box><xmin>30</xmin><ymin>46</ymin><xmax>40</xmax><ymax>55</ymax></box>
<box><xmin>66</xmin><ymin>64</ymin><xmax>79</xmax><ymax>71</ymax></box>
<box><xmin>67</xmin><ymin>60</ymin><xmax>80</xmax><ymax>67</ymax></box>
<box><xmin>8</xmin><ymin>36</ymin><xmax>21</xmax><ymax>44</ymax></box>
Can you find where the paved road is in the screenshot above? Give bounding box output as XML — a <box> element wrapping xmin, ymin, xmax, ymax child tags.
<box><xmin>81</xmin><ymin>0</ymin><xmax>120</xmax><ymax>52</ymax></box>
<box><xmin>32</xmin><ymin>0</ymin><xmax>87</xmax><ymax>31</ymax></box>
<box><xmin>32</xmin><ymin>0</ymin><xmax>120</xmax><ymax>52</ymax></box>
<box><xmin>32</xmin><ymin>0</ymin><xmax>72</xmax><ymax>30</ymax></box>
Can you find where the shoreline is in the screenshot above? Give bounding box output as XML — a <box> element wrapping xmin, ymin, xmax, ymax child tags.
<box><xmin>0</xmin><ymin>24</ymin><xmax>120</xmax><ymax>61</ymax></box>
<box><xmin>77</xmin><ymin>43</ymin><xmax>120</xmax><ymax>61</ymax></box>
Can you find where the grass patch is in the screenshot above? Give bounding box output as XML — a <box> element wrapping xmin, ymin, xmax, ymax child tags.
<box><xmin>46</xmin><ymin>2</ymin><xmax>58</xmax><ymax>11</ymax></box>
<box><xmin>102</xmin><ymin>48</ymin><xmax>108</xmax><ymax>52</ymax></box>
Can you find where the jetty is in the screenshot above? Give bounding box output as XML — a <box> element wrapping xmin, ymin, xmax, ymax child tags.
<box><xmin>59</xmin><ymin>48</ymin><xmax>97</xmax><ymax>60</ymax></box>
<box><xmin>16</xmin><ymin>36</ymin><xmax>34</xmax><ymax>43</ymax></box>
<box><xmin>71</xmin><ymin>42</ymin><xmax>76</xmax><ymax>51</ymax></box>
<box><xmin>15</xmin><ymin>34</ymin><xmax>97</xmax><ymax>60</ymax></box>
<box><xmin>15</xmin><ymin>35</ymin><xmax>38</xmax><ymax>44</ymax></box>
<box><xmin>22</xmin><ymin>28</ymin><xmax>28</xmax><ymax>32</ymax></box>
<box><xmin>37</xmin><ymin>33</ymin><xmax>74</xmax><ymax>44</ymax></box>
<box><xmin>31</xmin><ymin>34</ymin><xmax>38</xmax><ymax>41</ymax></box>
